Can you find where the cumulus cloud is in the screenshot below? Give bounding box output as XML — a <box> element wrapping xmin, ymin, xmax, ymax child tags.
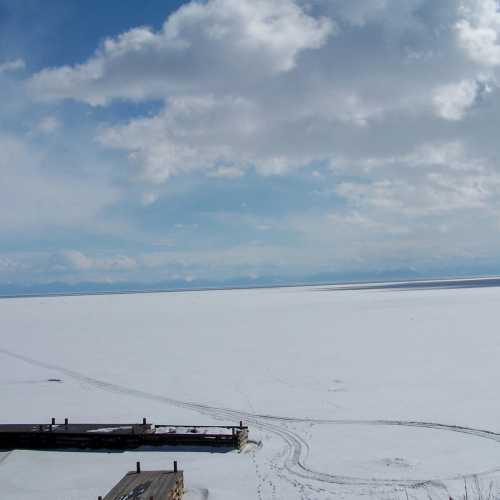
<box><xmin>0</xmin><ymin>58</ymin><xmax>25</xmax><ymax>74</ymax></box>
<box><xmin>27</xmin><ymin>0</ymin><xmax>491</xmax><ymax>184</ymax></box>
<box><xmin>98</xmin><ymin>93</ymin><xmax>323</xmax><ymax>181</ymax></box>
<box><xmin>98</xmin><ymin>95</ymin><xmax>252</xmax><ymax>182</ymax></box>
<box><xmin>456</xmin><ymin>0</ymin><xmax>500</xmax><ymax>66</ymax></box>
<box><xmin>28</xmin><ymin>0</ymin><xmax>333</xmax><ymax>105</ymax></box>
<box><xmin>433</xmin><ymin>79</ymin><xmax>479</xmax><ymax>120</ymax></box>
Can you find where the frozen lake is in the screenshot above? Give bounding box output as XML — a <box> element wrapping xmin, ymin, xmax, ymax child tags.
<box><xmin>1</xmin><ymin>282</ymin><xmax>500</xmax><ymax>499</ymax></box>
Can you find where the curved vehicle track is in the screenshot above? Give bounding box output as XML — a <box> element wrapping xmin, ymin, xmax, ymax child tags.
<box><xmin>0</xmin><ymin>451</ymin><xmax>12</xmax><ymax>466</ymax></box>
<box><xmin>2</xmin><ymin>347</ymin><xmax>500</xmax><ymax>497</ymax></box>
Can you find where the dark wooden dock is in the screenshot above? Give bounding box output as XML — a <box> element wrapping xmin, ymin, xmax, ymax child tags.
<box><xmin>0</xmin><ymin>418</ymin><xmax>248</xmax><ymax>451</ymax></box>
<box><xmin>100</xmin><ymin>462</ymin><xmax>183</xmax><ymax>500</ymax></box>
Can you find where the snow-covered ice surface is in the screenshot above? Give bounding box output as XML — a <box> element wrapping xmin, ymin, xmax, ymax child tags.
<box><xmin>2</xmin><ymin>284</ymin><xmax>500</xmax><ymax>499</ymax></box>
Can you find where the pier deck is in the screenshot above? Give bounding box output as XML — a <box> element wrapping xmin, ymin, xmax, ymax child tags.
<box><xmin>0</xmin><ymin>419</ymin><xmax>248</xmax><ymax>451</ymax></box>
<box><xmin>102</xmin><ymin>470</ymin><xmax>184</xmax><ymax>500</ymax></box>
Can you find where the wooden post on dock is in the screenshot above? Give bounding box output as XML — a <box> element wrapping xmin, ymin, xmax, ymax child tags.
<box><xmin>174</xmin><ymin>460</ymin><xmax>178</xmax><ymax>473</ymax></box>
<box><xmin>136</xmin><ymin>462</ymin><xmax>141</xmax><ymax>474</ymax></box>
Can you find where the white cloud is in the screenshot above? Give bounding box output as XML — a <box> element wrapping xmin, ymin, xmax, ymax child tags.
<box><xmin>141</xmin><ymin>192</ymin><xmax>160</xmax><ymax>206</ymax></box>
<box><xmin>336</xmin><ymin>0</ymin><xmax>390</xmax><ymax>26</ymax></box>
<box><xmin>254</xmin><ymin>156</ymin><xmax>296</xmax><ymax>176</ymax></box>
<box><xmin>0</xmin><ymin>135</ymin><xmax>119</xmax><ymax>232</ymax></box>
<box><xmin>28</xmin><ymin>0</ymin><xmax>333</xmax><ymax>105</ymax></box>
<box><xmin>98</xmin><ymin>96</ymin><xmax>243</xmax><ymax>183</ymax></box>
<box><xmin>314</xmin><ymin>0</ymin><xmax>427</xmax><ymax>28</ymax></box>
<box><xmin>331</xmin><ymin>141</ymin><xmax>486</xmax><ymax>173</ymax></box>
<box><xmin>433</xmin><ymin>79</ymin><xmax>479</xmax><ymax>120</ymax></box>
<box><xmin>26</xmin><ymin>0</ymin><xmax>498</xmax><ymax>186</ymax></box>
<box><xmin>327</xmin><ymin>211</ymin><xmax>410</xmax><ymax>235</ymax></box>
<box><xmin>456</xmin><ymin>0</ymin><xmax>500</xmax><ymax>66</ymax></box>
<box><xmin>98</xmin><ymin>94</ymin><xmax>318</xmax><ymax>182</ymax></box>
<box><xmin>34</xmin><ymin>116</ymin><xmax>61</xmax><ymax>134</ymax></box>
<box><xmin>61</xmin><ymin>250</ymin><xmax>94</xmax><ymax>270</ymax></box>
<box><xmin>336</xmin><ymin>170</ymin><xmax>500</xmax><ymax>215</ymax></box>
<box><xmin>0</xmin><ymin>256</ymin><xmax>19</xmax><ymax>272</ymax></box>
<box><xmin>208</xmin><ymin>166</ymin><xmax>245</xmax><ymax>178</ymax></box>
<box><xmin>406</xmin><ymin>142</ymin><xmax>478</xmax><ymax>170</ymax></box>
<box><xmin>330</xmin><ymin>142</ymin><xmax>500</xmax><ymax>215</ymax></box>
<box><xmin>62</xmin><ymin>251</ymin><xmax>137</xmax><ymax>271</ymax></box>
<box><xmin>0</xmin><ymin>58</ymin><xmax>25</xmax><ymax>74</ymax></box>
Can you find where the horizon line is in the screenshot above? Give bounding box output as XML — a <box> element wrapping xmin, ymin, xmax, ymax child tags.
<box><xmin>2</xmin><ymin>273</ymin><xmax>500</xmax><ymax>300</ymax></box>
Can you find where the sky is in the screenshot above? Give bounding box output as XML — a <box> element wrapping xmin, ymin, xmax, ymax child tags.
<box><xmin>2</xmin><ymin>0</ymin><xmax>500</xmax><ymax>290</ymax></box>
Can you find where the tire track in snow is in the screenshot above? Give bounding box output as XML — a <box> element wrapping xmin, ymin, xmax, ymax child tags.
<box><xmin>2</xmin><ymin>347</ymin><xmax>500</xmax><ymax>495</ymax></box>
<box><xmin>0</xmin><ymin>451</ymin><xmax>12</xmax><ymax>466</ymax></box>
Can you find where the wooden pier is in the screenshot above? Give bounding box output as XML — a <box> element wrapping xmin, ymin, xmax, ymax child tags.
<box><xmin>99</xmin><ymin>462</ymin><xmax>184</xmax><ymax>500</ymax></box>
<box><xmin>0</xmin><ymin>418</ymin><xmax>248</xmax><ymax>451</ymax></box>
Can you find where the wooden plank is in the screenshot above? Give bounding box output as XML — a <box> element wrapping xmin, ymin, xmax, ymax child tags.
<box><xmin>103</xmin><ymin>471</ymin><xmax>183</xmax><ymax>500</ymax></box>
